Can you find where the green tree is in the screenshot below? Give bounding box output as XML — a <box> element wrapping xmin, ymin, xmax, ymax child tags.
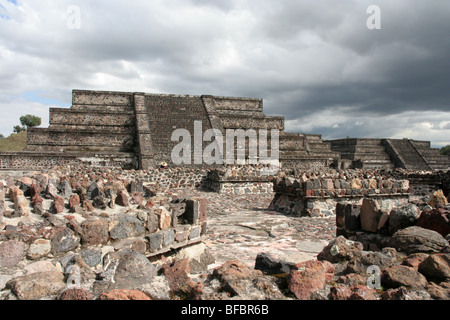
<box><xmin>19</xmin><ymin>114</ymin><xmax>41</xmax><ymax>129</ymax></box>
<box><xmin>440</xmin><ymin>145</ymin><xmax>450</xmax><ymax>156</ymax></box>
<box><xmin>13</xmin><ymin>125</ymin><xmax>26</xmax><ymax>133</ymax></box>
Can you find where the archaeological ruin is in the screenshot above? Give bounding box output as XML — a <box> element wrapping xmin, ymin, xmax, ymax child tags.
<box><xmin>1</xmin><ymin>89</ymin><xmax>449</xmax><ymax>301</ymax></box>
<box><xmin>1</xmin><ymin>89</ymin><xmax>448</xmax><ymax>172</ymax></box>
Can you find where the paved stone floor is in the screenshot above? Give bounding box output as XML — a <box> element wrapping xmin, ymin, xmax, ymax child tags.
<box><xmin>171</xmin><ymin>189</ymin><xmax>336</xmax><ymax>269</ymax></box>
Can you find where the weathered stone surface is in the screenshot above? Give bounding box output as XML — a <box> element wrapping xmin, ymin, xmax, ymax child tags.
<box><xmin>81</xmin><ymin>200</ymin><xmax>94</xmax><ymax>212</ymax></box>
<box><xmin>115</xmin><ymin>189</ymin><xmax>129</xmax><ymax>207</ymax></box>
<box><xmin>162</xmin><ymin>229</ymin><xmax>175</xmax><ymax>247</ymax></box>
<box><xmin>46</xmin><ymin>182</ymin><xmax>59</xmax><ymax>199</ymax></box>
<box><xmin>189</xmin><ymin>226</ymin><xmax>200</xmax><ymax>240</ymax></box>
<box><xmin>9</xmin><ymin>185</ymin><xmax>23</xmax><ymax>202</ymax></box>
<box><xmin>6</xmin><ymin>271</ymin><xmax>66</xmax><ymax>300</ymax></box>
<box><xmin>92</xmin><ymin>195</ymin><xmax>108</xmax><ymax>210</ymax></box>
<box><xmin>140</xmin><ymin>275</ymin><xmax>171</xmax><ymax>300</ymax></box>
<box><xmin>147</xmin><ymin>232</ymin><xmax>162</xmax><ymax>252</ymax></box>
<box><xmin>336</xmin><ymin>273</ymin><xmax>366</xmax><ymax>286</ymax></box>
<box><xmin>131</xmin><ymin>238</ymin><xmax>147</xmax><ymax>254</ymax></box>
<box><xmin>348</xmin><ymin>285</ymin><xmax>378</xmax><ymax>300</ymax></box>
<box><xmin>254</xmin><ymin>252</ymin><xmax>296</xmax><ymax>275</ymax></box>
<box><xmin>329</xmin><ymin>285</ymin><xmax>353</xmax><ymax>300</ymax></box>
<box><xmin>108</xmin><ymin>251</ymin><xmax>157</xmax><ymax>290</ymax></box>
<box><xmin>428</xmin><ymin>190</ymin><xmax>448</xmax><ymax>208</ymax></box>
<box><xmin>351</xmin><ymin>178</ymin><xmax>362</xmax><ymax>189</ymax></box>
<box><xmin>80</xmin><ymin>219</ymin><xmax>109</xmax><ymax>245</ymax></box>
<box><xmin>62</xmin><ymin>254</ymin><xmax>96</xmax><ymax>288</ymax></box>
<box><xmin>29</xmin><ymin>183</ymin><xmax>41</xmax><ymax>202</ymax></box>
<box><xmin>129</xmin><ymin>180</ymin><xmax>144</xmax><ymax>193</ymax></box>
<box><xmin>401</xmin><ymin>253</ymin><xmax>429</xmax><ymax>270</ymax></box>
<box><xmin>86</xmin><ymin>182</ymin><xmax>101</xmax><ymax>200</ymax></box>
<box><xmin>147</xmin><ymin>211</ymin><xmax>159</xmax><ymax>233</ymax></box>
<box><xmin>377</xmin><ymin>207</ymin><xmax>392</xmax><ymax>230</ymax></box>
<box><xmin>60</xmin><ymin>179</ymin><xmax>73</xmax><ymax>199</ymax></box>
<box><xmin>426</xmin><ymin>282</ymin><xmax>450</xmax><ymax>300</ymax></box>
<box><xmin>31</xmin><ymin>193</ymin><xmax>44</xmax><ymax>207</ymax></box>
<box><xmin>50</xmin><ymin>195</ymin><xmax>65</xmax><ymax>214</ymax></box>
<box><xmin>14</xmin><ymin>194</ymin><xmax>30</xmax><ymax>217</ymax></box>
<box><xmin>68</xmin><ymin>194</ymin><xmax>80</xmax><ymax>213</ymax></box>
<box><xmin>175</xmin><ymin>230</ymin><xmax>188</xmax><ymax>242</ymax></box>
<box><xmin>223</xmin><ymin>277</ymin><xmax>286</xmax><ymax>300</ymax></box>
<box><xmin>388</xmin><ymin>226</ymin><xmax>448</xmax><ymax>254</ymax></box>
<box><xmin>58</xmin><ymin>287</ymin><xmax>95</xmax><ymax>300</ymax></box>
<box><xmin>0</xmin><ymin>240</ymin><xmax>26</xmax><ymax>267</ymax></box>
<box><xmin>345</xmin><ymin>250</ymin><xmax>398</xmax><ymax>274</ymax></box>
<box><xmin>213</xmin><ymin>260</ymin><xmax>263</xmax><ymax>282</ymax></box>
<box><xmin>27</xmin><ymin>238</ymin><xmax>51</xmax><ymax>260</ymax></box>
<box><xmin>192</xmin><ymin>197</ymin><xmax>207</xmax><ymax>222</ymax></box>
<box><xmin>418</xmin><ymin>253</ymin><xmax>450</xmax><ymax>281</ymax></box>
<box><xmin>109</xmin><ymin>215</ymin><xmax>145</xmax><ymax>240</ymax></box>
<box><xmin>80</xmin><ymin>248</ymin><xmax>103</xmax><ymax>268</ymax></box>
<box><xmin>360</xmin><ymin>198</ymin><xmax>381</xmax><ymax>233</ymax></box>
<box><xmin>388</xmin><ymin>203</ymin><xmax>421</xmax><ymax>235</ymax></box>
<box><xmin>381</xmin><ymin>265</ymin><xmax>428</xmax><ymax>289</ymax></box>
<box><xmin>317</xmin><ymin>236</ymin><xmax>364</xmax><ymax>263</ymax></box>
<box><xmin>0</xmin><ymin>199</ymin><xmax>5</xmax><ymax>222</ymax></box>
<box><xmin>51</xmin><ymin>227</ymin><xmax>80</xmax><ymax>255</ymax></box>
<box><xmin>417</xmin><ymin>208</ymin><xmax>450</xmax><ymax>237</ymax></box>
<box><xmin>130</xmin><ymin>192</ymin><xmax>144</xmax><ymax>205</ymax></box>
<box><xmin>209</xmin><ymin>258</ymin><xmax>284</xmax><ymax>299</ymax></box>
<box><xmin>24</xmin><ymin>260</ymin><xmax>60</xmax><ymax>275</ymax></box>
<box><xmin>380</xmin><ymin>286</ymin><xmax>432</xmax><ymax>300</ymax></box>
<box><xmin>105</xmin><ymin>187</ymin><xmax>116</xmax><ymax>209</ymax></box>
<box><xmin>162</xmin><ymin>258</ymin><xmax>202</xmax><ymax>299</ymax></box>
<box><xmin>329</xmin><ymin>284</ymin><xmax>377</xmax><ymax>300</ymax></box>
<box><xmin>33</xmin><ymin>202</ymin><xmax>44</xmax><ymax>215</ymax></box>
<box><xmin>287</xmin><ymin>260</ymin><xmax>326</xmax><ymax>300</ymax></box>
<box><xmin>175</xmin><ymin>242</ymin><xmax>215</xmax><ymax>274</ymax></box>
<box><xmin>155</xmin><ymin>207</ymin><xmax>171</xmax><ymax>230</ymax></box>
<box><xmin>97</xmin><ymin>289</ymin><xmax>151</xmax><ymax>300</ymax></box>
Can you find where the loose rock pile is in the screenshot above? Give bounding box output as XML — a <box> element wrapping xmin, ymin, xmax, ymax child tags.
<box><xmin>337</xmin><ymin>188</ymin><xmax>450</xmax><ymax>243</ymax></box>
<box><xmin>0</xmin><ymin>167</ymin><xmax>208</xmax><ymax>300</ymax></box>
<box><xmin>0</xmin><ymin>166</ymin><xmax>449</xmax><ymax>300</ymax></box>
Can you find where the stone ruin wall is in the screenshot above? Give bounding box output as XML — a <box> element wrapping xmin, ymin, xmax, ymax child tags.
<box><xmin>268</xmin><ymin>169</ymin><xmax>450</xmax><ymax>217</ymax></box>
<box><xmin>0</xmin><ymin>89</ymin><xmax>448</xmax><ymax>204</ymax></box>
<box><xmin>0</xmin><ymin>89</ymin><xmax>342</xmax><ymax>171</ymax></box>
<box><xmin>0</xmin><ymin>152</ymin><xmax>137</xmax><ymax>171</ymax></box>
<box><xmin>25</xmin><ymin>90</ymin><xmax>137</xmax><ymax>154</ymax></box>
<box><xmin>1</xmin><ymin>88</ymin><xmax>448</xmax><ymax>173</ymax></box>
<box><xmin>0</xmin><ymin>166</ymin><xmax>208</xmax><ymax>259</ymax></box>
<box><xmin>269</xmin><ymin>171</ymin><xmax>411</xmax><ymax>217</ymax></box>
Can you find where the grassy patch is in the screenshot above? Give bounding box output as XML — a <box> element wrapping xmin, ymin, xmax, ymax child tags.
<box><xmin>0</xmin><ymin>131</ymin><xmax>28</xmax><ymax>152</ymax></box>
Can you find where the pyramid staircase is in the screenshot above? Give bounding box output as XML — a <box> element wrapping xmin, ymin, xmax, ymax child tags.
<box><xmin>328</xmin><ymin>138</ymin><xmax>394</xmax><ymax>169</ymax></box>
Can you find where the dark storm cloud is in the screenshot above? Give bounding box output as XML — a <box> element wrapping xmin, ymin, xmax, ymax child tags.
<box><xmin>255</xmin><ymin>0</ymin><xmax>450</xmax><ymax>117</ymax></box>
<box><xmin>0</xmin><ymin>0</ymin><xmax>449</xmax><ymax>146</ymax></box>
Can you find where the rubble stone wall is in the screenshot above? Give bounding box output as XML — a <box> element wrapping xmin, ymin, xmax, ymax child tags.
<box><xmin>2</xmin><ymin>89</ymin><xmax>448</xmax><ymax>173</ymax></box>
<box><xmin>72</xmin><ymin>90</ymin><xmax>133</xmax><ymax>105</ymax></box>
<box><xmin>121</xmin><ymin>168</ymin><xmax>208</xmax><ymax>189</ymax></box>
<box><xmin>49</xmin><ymin>108</ymin><xmax>136</xmax><ymax>127</ymax></box>
<box><xmin>201</xmin><ymin>166</ymin><xmax>277</xmax><ymax>194</ymax></box>
<box><xmin>0</xmin><ymin>152</ymin><xmax>137</xmax><ymax>170</ymax></box>
<box><xmin>26</xmin><ymin>129</ymin><xmax>136</xmax><ymax>152</ymax></box>
<box><xmin>212</xmin><ymin>96</ymin><xmax>263</xmax><ymax>111</ymax></box>
<box><xmin>269</xmin><ymin>171</ymin><xmax>411</xmax><ymax>217</ymax></box>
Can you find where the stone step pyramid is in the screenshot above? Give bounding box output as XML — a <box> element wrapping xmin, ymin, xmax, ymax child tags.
<box><xmin>16</xmin><ymin>89</ymin><xmax>341</xmax><ymax>170</ymax></box>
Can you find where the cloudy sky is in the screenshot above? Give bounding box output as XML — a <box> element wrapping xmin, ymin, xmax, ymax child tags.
<box><xmin>1</xmin><ymin>0</ymin><xmax>449</xmax><ymax>147</ymax></box>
